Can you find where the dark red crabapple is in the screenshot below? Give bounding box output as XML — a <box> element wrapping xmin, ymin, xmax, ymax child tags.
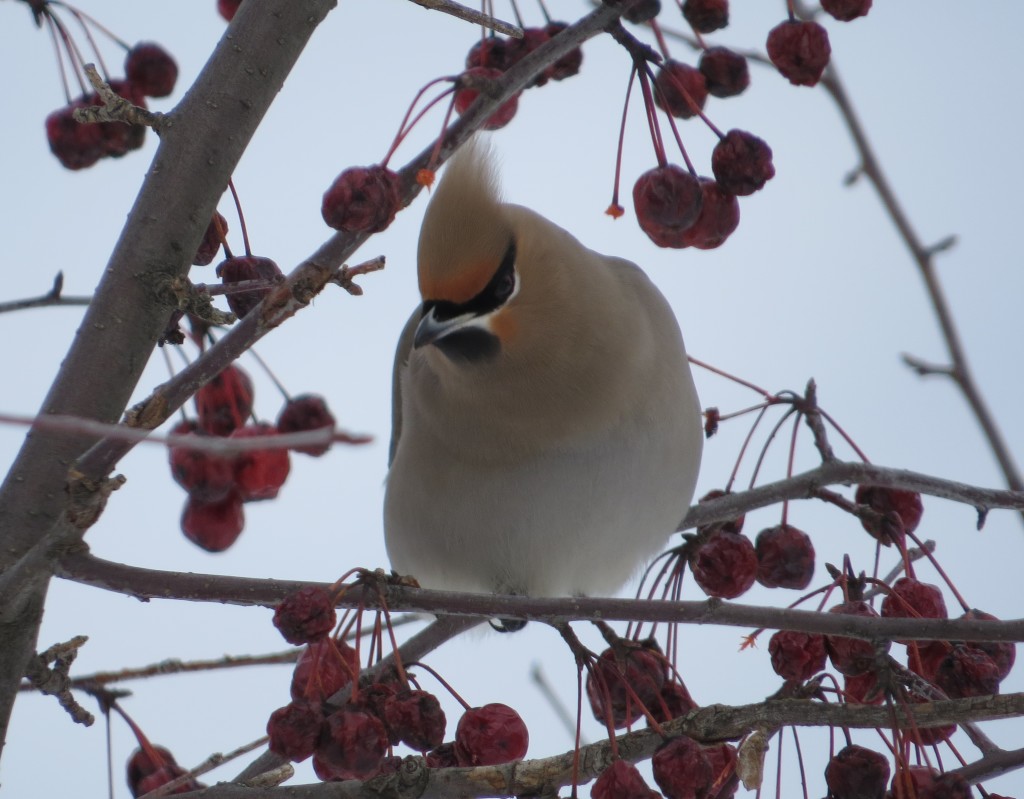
<box><xmin>622</xmin><ymin>0</ymin><xmax>660</xmax><ymax>24</ymax></box>
<box><xmin>906</xmin><ymin>640</ymin><xmax>948</xmax><ymax>683</ymax></box>
<box><xmin>276</xmin><ymin>394</ymin><xmax>336</xmax><ymax>457</ymax></box>
<box><xmin>216</xmin><ymin>255</ymin><xmax>284</xmax><ymax>318</ymax></box>
<box><xmin>318</xmin><ymin>706</ymin><xmax>388</xmax><ymax>780</ymax></box>
<box><xmin>766</xmin><ymin>19</ymin><xmax>831</xmax><ymax>87</ymax></box>
<box><xmin>703</xmin><ymin>743</ymin><xmax>739</xmax><ymax>799</ymax></box>
<box><xmin>652</xmin><ymin>736</ymin><xmax>713</xmax><ymax>799</ymax></box>
<box><xmin>383</xmin><ymin>689</ymin><xmax>447</xmax><ymax>751</ymax></box>
<box><xmin>881</xmin><ymin>576</ymin><xmax>947</xmax><ymax>644</ymax></box>
<box><xmin>193</xmin><ymin>212</ymin><xmax>228</xmax><ymax>266</ymax></box>
<box><xmin>321</xmin><ymin>164</ymin><xmax>402</xmax><ymax>233</ymax></box>
<box><xmin>180</xmin><ymin>491</ymin><xmax>244</xmax><ymax>552</ymax></box>
<box><xmin>690</xmin><ymin>530</ymin><xmax>757</xmax><ymax>599</ymax></box>
<box><xmin>654</xmin><ymin>60</ymin><xmax>708</xmax><ymax>120</ymax></box>
<box><xmin>754</xmin><ymin>523</ymin><xmax>815</xmax><ymax>590</ymax></box>
<box><xmin>960</xmin><ymin>609</ymin><xmax>1016</xmax><ymax>680</ymax></box>
<box><xmin>904</xmin><ymin>691</ymin><xmax>956</xmax><ymax>745</ymax></box>
<box><xmin>854</xmin><ymin>485</ymin><xmax>924</xmax><ymax>544</ymax></box>
<box><xmin>768</xmin><ymin>630</ymin><xmax>827</xmax><ymax>682</ymax></box>
<box><xmin>266</xmin><ymin>699</ymin><xmax>323</xmax><ymax>762</ymax></box>
<box><xmin>678</xmin><ymin>179</ymin><xmax>740</xmax><ymax>249</ymax></box>
<box><xmin>826</xmin><ymin>600</ymin><xmax>889</xmax><ymax>677</ymax></box>
<box><xmin>273</xmin><ymin>585</ymin><xmax>337</xmax><ymax>645</ymax></box>
<box><xmin>544</xmin><ymin>22</ymin><xmax>583</xmax><ymax>81</ymax></box>
<box><xmin>290</xmin><ymin>638</ymin><xmax>359</xmax><ymax>702</ymax></box>
<box><xmin>682</xmin><ymin>0</ymin><xmax>728</xmax><ymax>33</ymax></box>
<box><xmin>125</xmin><ymin>42</ymin><xmax>178</xmax><ymax>98</ymax></box>
<box><xmin>133</xmin><ymin>765</ymin><xmax>197</xmax><ymax>796</ymax></box>
<box><xmin>696</xmin><ymin>489</ymin><xmax>745</xmax><ymax>535</ymax></box>
<box><xmin>505</xmin><ymin>27</ymin><xmax>554</xmax><ymax>87</ymax></box>
<box><xmin>168</xmin><ymin>421</ymin><xmax>236</xmax><ymax>502</ymax></box>
<box><xmin>466</xmin><ymin>36</ymin><xmax>514</xmax><ymax>71</ymax></box>
<box><xmin>891</xmin><ymin>766</ymin><xmax>938</xmax><ymax>799</ymax></box>
<box><xmin>698</xmin><ymin>47</ymin><xmax>749</xmax><ymax>98</ymax></box>
<box><xmin>821</xmin><ymin>0</ymin><xmax>872</xmax><ymax>22</ymax></box>
<box><xmin>231</xmin><ymin>423</ymin><xmax>291</xmax><ymax>501</ymax></box>
<box><xmin>650</xmin><ymin>679</ymin><xmax>698</xmax><ymax>723</ymax></box>
<box><xmin>45</xmin><ymin>102</ymin><xmax>105</xmax><ymax>170</ymax></box>
<box><xmin>586</xmin><ymin>643</ymin><xmax>665</xmax><ymax>729</ymax></box>
<box><xmin>633</xmin><ymin>165</ymin><xmax>703</xmax><ymax>248</ymax></box>
<box><xmin>93</xmin><ymin>80</ymin><xmax>148</xmax><ymax>158</ymax></box>
<box><xmin>935</xmin><ymin>645</ymin><xmax>1002</xmax><ymax>698</ymax></box>
<box><xmin>425</xmin><ymin>742</ymin><xmax>458</xmax><ymax>768</ymax></box>
<box><xmin>195</xmin><ymin>365</ymin><xmax>254</xmax><ymax>437</ymax></box>
<box><xmin>127</xmin><ymin>746</ymin><xmax>202</xmax><ymax>797</ymax></box>
<box><xmin>454</xmin><ymin>703</ymin><xmax>529</xmax><ymax>766</ymax></box>
<box><xmin>843</xmin><ymin>670</ymin><xmax>883</xmax><ymax>705</ymax></box>
<box><xmin>592</xmin><ymin>760</ymin><xmax>660</xmax><ymax>799</ymax></box>
<box><xmin>453</xmin><ymin>68</ymin><xmax>520</xmax><ymax>130</ymax></box>
<box><xmin>218</xmin><ymin>0</ymin><xmax>243</xmax><ymax>21</ymax></box>
<box><xmin>711</xmin><ymin>129</ymin><xmax>775</xmax><ymax>196</ymax></box>
<box><xmin>824</xmin><ymin>744</ymin><xmax>890</xmax><ymax>799</ymax></box>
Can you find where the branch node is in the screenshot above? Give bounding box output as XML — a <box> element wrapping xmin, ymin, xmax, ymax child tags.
<box><xmin>925</xmin><ymin>234</ymin><xmax>958</xmax><ymax>257</ymax></box>
<box><xmin>329</xmin><ymin>255</ymin><xmax>387</xmax><ymax>296</ymax></box>
<box><xmin>65</xmin><ymin>468</ymin><xmax>126</xmax><ymax>531</ymax></box>
<box><xmin>75</xmin><ymin>64</ymin><xmax>166</xmax><ymax>132</ymax></box>
<box><xmin>900</xmin><ymin>352</ymin><xmax>955</xmax><ymax>379</ymax></box>
<box><xmin>24</xmin><ymin>635</ymin><xmax>94</xmax><ymax>727</ymax></box>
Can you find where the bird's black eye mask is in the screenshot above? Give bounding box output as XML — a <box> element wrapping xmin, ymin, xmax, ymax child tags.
<box><xmin>422</xmin><ymin>238</ymin><xmax>517</xmax><ymax>324</ymax></box>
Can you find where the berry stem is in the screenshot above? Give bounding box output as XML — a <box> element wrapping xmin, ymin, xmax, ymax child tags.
<box><xmin>244</xmin><ymin>346</ymin><xmax>290</xmax><ymax>402</ymax></box>
<box><xmin>725</xmin><ymin>405</ymin><xmax>770</xmax><ymax>493</ymax></box>
<box><xmin>61</xmin><ymin>4</ymin><xmax>112</xmax><ymax>79</ymax></box>
<box><xmin>901</xmin><ymin>527</ymin><xmax>971</xmax><ymax>612</ymax></box>
<box><xmin>686</xmin><ymin>355</ymin><xmax>775</xmax><ymax>400</ymax></box>
<box><xmin>782</xmin><ymin>409</ymin><xmax>804</xmax><ymax>526</ymax></box>
<box><xmin>636</xmin><ymin>66</ymin><xmax>668</xmax><ymax>168</ymax></box>
<box><xmin>649</xmin><ymin>19</ymin><xmax>671</xmax><ymax>61</ymax></box>
<box><xmin>402</xmin><ymin>660</ymin><xmax>472</xmax><ymax>711</ymax></box>
<box><xmin>42</xmin><ymin>12</ymin><xmax>74</xmax><ymax>102</ymax></box>
<box><xmin>747</xmin><ymin>407</ymin><xmax>798</xmax><ymax>491</ymax></box>
<box><xmin>382</xmin><ymin>76</ymin><xmax>453</xmax><ymax>168</ymax></box>
<box><xmin>649</xmin><ymin>66</ymin><xmax>697</xmax><ymax>174</ymax></box>
<box><xmin>606</xmin><ymin>64</ymin><xmax>637</xmax><ymax>219</ymax></box>
<box><xmin>227</xmin><ymin>179</ymin><xmax>251</xmax><ymax>257</ymax></box>
<box><xmin>816</xmin><ymin>407</ymin><xmax>872</xmax><ymax>464</ymax></box>
<box><xmin>535</xmin><ymin>0</ymin><xmax>552</xmax><ymax>25</ymax></box>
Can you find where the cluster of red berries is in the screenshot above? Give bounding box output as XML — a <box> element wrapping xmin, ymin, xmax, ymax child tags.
<box><xmin>266</xmin><ymin>586</ymin><xmax>529</xmax><ymax>781</ymax></box>
<box><xmin>593</xmin><ymin>737</ymin><xmax>738</xmax><ymax>799</ymax></box>
<box><xmin>169</xmin><ymin>364</ymin><xmax>336</xmax><ymax>551</ymax></box>
<box><xmin>45</xmin><ymin>40</ymin><xmax>176</xmax><ymax>171</ymax></box>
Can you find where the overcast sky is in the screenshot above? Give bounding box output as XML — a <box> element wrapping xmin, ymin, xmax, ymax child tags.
<box><xmin>2</xmin><ymin>1</ymin><xmax>1023</xmax><ymax>796</ymax></box>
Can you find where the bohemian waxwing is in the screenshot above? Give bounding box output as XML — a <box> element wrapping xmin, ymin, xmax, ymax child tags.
<box><xmin>384</xmin><ymin>140</ymin><xmax>702</xmax><ymax>599</ymax></box>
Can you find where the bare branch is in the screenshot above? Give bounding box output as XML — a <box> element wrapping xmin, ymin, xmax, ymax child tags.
<box><xmin>405</xmin><ymin>0</ymin><xmax>522</xmax><ymax>37</ymax></box>
<box><xmin>74</xmin><ymin>64</ymin><xmax>166</xmax><ymax>131</ymax></box>
<box><xmin>0</xmin><ymin>272</ymin><xmax>91</xmax><ymax>313</ymax></box>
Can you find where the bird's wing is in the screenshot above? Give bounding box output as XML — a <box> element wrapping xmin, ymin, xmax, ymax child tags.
<box><xmin>388</xmin><ymin>308</ymin><xmax>421</xmax><ymax>467</ymax></box>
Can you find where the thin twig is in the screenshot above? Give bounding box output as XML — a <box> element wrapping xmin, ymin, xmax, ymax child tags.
<box><xmin>0</xmin><ymin>272</ymin><xmax>91</xmax><ymax>313</ymax></box>
<box><xmin>405</xmin><ymin>0</ymin><xmax>522</xmax><ymax>37</ymax></box>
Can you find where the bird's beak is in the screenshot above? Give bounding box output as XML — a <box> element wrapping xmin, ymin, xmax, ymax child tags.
<box><xmin>413</xmin><ymin>304</ymin><xmax>475</xmax><ymax>349</ymax></box>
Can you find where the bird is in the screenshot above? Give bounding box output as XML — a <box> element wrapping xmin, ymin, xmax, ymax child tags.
<box><xmin>384</xmin><ymin>140</ymin><xmax>703</xmax><ymax>601</ymax></box>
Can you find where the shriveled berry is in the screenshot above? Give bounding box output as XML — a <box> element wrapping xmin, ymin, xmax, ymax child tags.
<box><xmin>544</xmin><ymin>22</ymin><xmax>583</xmax><ymax>81</ymax></box>
<box><xmin>881</xmin><ymin>577</ymin><xmax>947</xmax><ymax>644</ymax></box>
<box><xmin>633</xmin><ymin>165</ymin><xmax>703</xmax><ymax>247</ymax></box>
<box><xmin>290</xmin><ymin>638</ymin><xmax>359</xmax><ymax>702</ymax></box>
<box><xmin>125</xmin><ymin>42</ymin><xmax>178</xmax><ymax>98</ymax></box>
<box><xmin>690</xmin><ymin>530</ymin><xmax>757</xmax><ymax>599</ymax></box>
<box><xmin>960</xmin><ymin>609</ymin><xmax>1016</xmax><ymax>680</ymax></box>
<box><xmin>45</xmin><ymin>102</ymin><xmax>104</xmax><ymax>170</ymax></box>
<box><xmin>906</xmin><ymin>640</ymin><xmax>948</xmax><ymax>683</ymax></box>
<box><xmin>696</xmin><ymin>489</ymin><xmax>744</xmax><ymax>535</ymax></box>
<box><xmin>267</xmin><ymin>699</ymin><xmax>323</xmax><ymax>762</ymax></box>
<box><xmin>384</xmin><ymin>689</ymin><xmax>447</xmax><ymax>751</ymax></box>
<box><xmin>919</xmin><ymin>772</ymin><xmax>971</xmax><ymax>799</ymax></box>
<box><xmin>677</xmin><ymin>178</ymin><xmax>739</xmax><ymax>250</ymax></box>
<box><xmin>318</xmin><ymin>707</ymin><xmax>388</xmax><ymax>780</ymax></box>
<box><xmin>755</xmin><ymin>524</ymin><xmax>815</xmax><ymax>589</ymax></box>
<box><xmin>193</xmin><ymin>212</ymin><xmax>228</xmax><ymax>266</ymax></box>
<box><xmin>454</xmin><ymin>703</ymin><xmax>529</xmax><ymax>766</ymax></box>
<box><xmin>276</xmin><ymin>394</ymin><xmax>336</xmax><ymax>457</ymax></box>
<box><xmin>650</xmin><ymin>679</ymin><xmax>697</xmax><ymax>723</ymax></box>
<box><xmin>466</xmin><ymin>36</ymin><xmax>514</xmax><ymax>71</ymax></box>
<box><xmin>699</xmin><ymin>47</ymin><xmax>749</xmax><ymax>98</ymax></box>
<box><xmin>826</xmin><ymin>600</ymin><xmax>889</xmax><ymax>676</ymax></box>
<box><xmin>623</xmin><ymin>0</ymin><xmax>660</xmax><ymax>24</ymax></box>
<box><xmin>133</xmin><ymin>764</ymin><xmax>198</xmax><ymax>796</ymax></box>
<box><xmin>586</xmin><ymin>644</ymin><xmax>665</xmax><ymax>729</ymax></box>
<box><xmin>216</xmin><ymin>255</ymin><xmax>284</xmax><ymax>318</ymax></box>
<box><xmin>592</xmin><ymin>760</ymin><xmax>660</xmax><ymax>799</ymax></box>
<box><xmin>274</xmin><ymin>586</ymin><xmax>337</xmax><ymax>645</ymax></box>
<box><xmin>425</xmin><ymin>742</ymin><xmax>458</xmax><ymax>768</ymax></box>
<box><xmin>180</xmin><ymin>491</ymin><xmax>244</xmax><ymax>552</ymax></box>
<box><xmin>935</xmin><ymin>644</ymin><xmax>1001</xmax><ymax>698</ymax></box>
<box><xmin>904</xmin><ymin>691</ymin><xmax>956</xmax><ymax>745</ymax></box>
<box><xmin>682</xmin><ymin>0</ymin><xmax>728</xmax><ymax>33</ymax></box>
<box><xmin>505</xmin><ymin>27</ymin><xmax>554</xmax><ymax>87</ymax></box>
<box><xmin>855</xmin><ymin>485</ymin><xmax>923</xmax><ymax>544</ymax></box>
<box><xmin>768</xmin><ymin>630</ymin><xmax>826</xmax><ymax>682</ymax></box>
<box><xmin>821</xmin><ymin>0</ymin><xmax>872</xmax><ymax>22</ymax></box>
<box><xmin>168</xmin><ymin>420</ymin><xmax>236</xmax><ymax>502</ymax></box>
<box><xmin>654</xmin><ymin>60</ymin><xmax>708</xmax><ymax>120</ymax></box>
<box><xmin>824</xmin><ymin>744</ymin><xmax>889</xmax><ymax>799</ymax></box>
<box><xmin>231</xmin><ymin>423</ymin><xmax>291</xmax><ymax>501</ymax></box>
<box><xmin>127</xmin><ymin>745</ymin><xmax>178</xmax><ymax>789</ymax></box>
<box><xmin>322</xmin><ymin>164</ymin><xmax>402</xmax><ymax>233</ymax></box>
<box><xmin>703</xmin><ymin>743</ymin><xmax>739</xmax><ymax>799</ymax></box>
<box><xmin>711</xmin><ymin>129</ymin><xmax>774</xmax><ymax>196</ymax></box>
<box><xmin>218</xmin><ymin>0</ymin><xmax>243</xmax><ymax>21</ymax></box>
<box><xmin>195</xmin><ymin>365</ymin><xmax>254</xmax><ymax>437</ymax></box>
<box><xmin>652</xmin><ymin>736</ymin><xmax>713</xmax><ymax>799</ymax></box>
<box><xmin>766</xmin><ymin>20</ymin><xmax>831</xmax><ymax>87</ymax></box>
<box><xmin>454</xmin><ymin>67</ymin><xmax>519</xmax><ymax>130</ymax></box>
<box><xmin>890</xmin><ymin>765</ymin><xmax>938</xmax><ymax>799</ymax></box>
<box><xmin>843</xmin><ymin>670</ymin><xmax>883</xmax><ymax>705</ymax></box>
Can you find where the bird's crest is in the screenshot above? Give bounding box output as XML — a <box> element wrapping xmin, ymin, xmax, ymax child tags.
<box><xmin>417</xmin><ymin>138</ymin><xmax>514</xmax><ymax>304</ymax></box>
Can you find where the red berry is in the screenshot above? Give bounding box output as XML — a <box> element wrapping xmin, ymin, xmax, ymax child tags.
<box><xmin>45</xmin><ymin>102</ymin><xmax>104</xmax><ymax>170</ymax></box>
<box><xmin>703</xmin><ymin>743</ymin><xmax>739</xmax><ymax>799</ymax></box>
<box><xmin>766</xmin><ymin>20</ymin><xmax>831</xmax><ymax>87</ymax></box>
<box><xmin>855</xmin><ymin>485</ymin><xmax>924</xmax><ymax>544</ymax></box>
<box><xmin>133</xmin><ymin>765</ymin><xmax>197</xmax><ymax>797</ymax></box>
<box><xmin>195</xmin><ymin>365</ymin><xmax>254</xmax><ymax>437</ymax></box>
<box><xmin>682</xmin><ymin>0</ymin><xmax>728</xmax><ymax>33</ymax></box>
<box><xmin>843</xmin><ymin>670</ymin><xmax>883</xmax><ymax>705</ymax></box>
<box><xmin>276</xmin><ymin>394</ymin><xmax>336</xmax><ymax>457</ymax></box>
<box><xmin>881</xmin><ymin>577</ymin><xmax>947</xmax><ymax>645</ymax></box>
<box><xmin>454</xmin><ymin>703</ymin><xmax>529</xmax><ymax>766</ymax></box>
<box><xmin>290</xmin><ymin>638</ymin><xmax>359</xmax><ymax>702</ymax></box>
<box><xmin>322</xmin><ymin>164</ymin><xmax>402</xmax><ymax>233</ymax></box>
<box><xmin>824</xmin><ymin>744</ymin><xmax>890</xmax><ymax>799</ymax></box>
<box><xmin>592</xmin><ymin>760</ymin><xmax>660</xmax><ymax>799</ymax></box>
<box><xmin>935</xmin><ymin>644</ymin><xmax>1002</xmax><ymax>698</ymax></box>
<box><xmin>180</xmin><ymin>491</ymin><xmax>244</xmax><ymax>552</ymax></box>
<box><xmin>633</xmin><ymin>165</ymin><xmax>703</xmax><ymax>248</ymax></box>
<box><xmin>318</xmin><ymin>707</ymin><xmax>388</xmax><ymax>780</ymax></box>
<box><xmin>918</xmin><ymin>772</ymin><xmax>971</xmax><ymax>799</ymax></box>
<box><xmin>466</xmin><ymin>36</ymin><xmax>514</xmax><ymax>71</ymax></box>
<box><xmin>168</xmin><ymin>420</ymin><xmax>236</xmax><ymax>503</ymax></box>
<box><xmin>821</xmin><ymin>0</ymin><xmax>872</xmax><ymax>22</ymax></box>
<box><xmin>711</xmin><ymin>129</ymin><xmax>775</xmax><ymax>196</ymax></box>
<box><xmin>677</xmin><ymin>179</ymin><xmax>739</xmax><ymax>249</ymax></box>
<box><xmin>425</xmin><ymin>742</ymin><xmax>458</xmax><ymax>768</ymax></box>
<box><xmin>697</xmin><ymin>489</ymin><xmax>745</xmax><ymax>535</ymax></box>
<box><xmin>754</xmin><ymin>524</ymin><xmax>815</xmax><ymax>590</ymax></box>
<box><xmin>383</xmin><ymin>689</ymin><xmax>447</xmax><ymax>751</ymax></box>
<box><xmin>267</xmin><ymin>699</ymin><xmax>323</xmax><ymax>762</ymax></box>
<box><xmin>94</xmin><ymin>80</ymin><xmax>148</xmax><ymax>158</ymax></box>
<box><xmin>193</xmin><ymin>212</ymin><xmax>228</xmax><ymax>266</ymax></box>
<box><xmin>127</xmin><ymin>745</ymin><xmax>201</xmax><ymax>796</ymax></box>
<box><xmin>215</xmin><ymin>255</ymin><xmax>284</xmax><ymax>318</ymax></box>
<box><xmin>586</xmin><ymin>644</ymin><xmax>665</xmax><ymax>729</ymax></box>
<box><xmin>274</xmin><ymin>586</ymin><xmax>337</xmax><ymax>645</ymax></box>
<box><xmin>125</xmin><ymin>42</ymin><xmax>178</xmax><ymax>98</ymax></box>
<box><xmin>768</xmin><ymin>630</ymin><xmax>827</xmax><ymax>682</ymax></box>
<box><xmin>454</xmin><ymin>68</ymin><xmax>519</xmax><ymax>131</ymax></box>
<box><xmin>652</xmin><ymin>736</ymin><xmax>713</xmax><ymax>799</ymax></box>
<box><xmin>621</xmin><ymin>0</ymin><xmax>660</xmax><ymax>24</ymax></box>
<box><xmin>218</xmin><ymin>0</ymin><xmax>243</xmax><ymax>21</ymax></box>
<box><xmin>891</xmin><ymin>765</ymin><xmax>938</xmax><ymax>799</ymax></box>
<box><xmin>650</xmin><ymin>679</ymin><xmax>698</xmax><ymax>723</ymax></box>
<box><xmin>698</xmin><ymin>47</ymin><xmax>749</xmax><ymax>98</ymax></box>
<box><xmin>904</xmin><ymin>691</ymin><xmax>956</xmax><ymax>746</ymax></box>
<box><xmin>690</xmin><ymin>530</ymin><xmax>757</xmax><ymax>599</ymax></box>
<box><xmin>231</xmin><ymin>423</ymin><xmax>291</xmax><ymax>501</ymax></box>
<box><xmin>960</xmin><ymin>609</ymin><xmax>1016</xmax><ymax>680</ymax></box>
<box><xmin>906</xmin><ymin>640</ymin><xmax>948</xmax><ymax>683</ymax></box>
<box><xmin>826</xmin><ymin>600</ymin><xmax>889</xmax><ymax>676</ymax></box>
<box><xmin>654</xmin><ymin>60</ymin><xmax>708</xmax><ymax>120</ymax></box>
<box><xmin>544</xmin><ymin>22</ymin><xmax>583</xmax><ymax>82</ymax></box>
<box><xmin>505</xmin><ymin>28</ymin><xmax>554</xmax><ymax>87</ymax></box>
